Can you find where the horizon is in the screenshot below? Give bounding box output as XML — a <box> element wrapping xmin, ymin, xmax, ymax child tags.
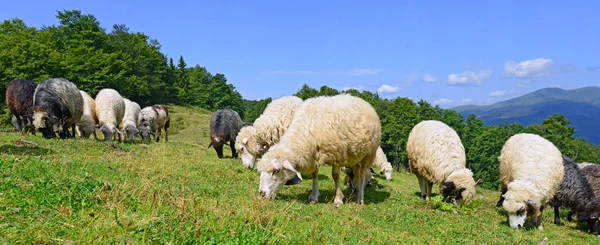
<box><xmin>2</xmin><ymin>1</ymin><xmax>599</xmax><ymax>108</ymax></box>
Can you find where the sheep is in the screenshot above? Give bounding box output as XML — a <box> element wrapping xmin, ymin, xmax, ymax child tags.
<box><xmin>342</xmin><ymin>146</ymin><xmax>394</xmax><ymax>187</ymax></box>
<box><xmin>209</xmin><ymin>109</ymin><xmax>243</xmax><ymax>158</ymax></box>
<box><xmin>551</xmin><ymin>155</ymin><xmax>600</xmax><ymax>233</ymax></box>
<box><xmin>406</xmin><ymin>120</ymin><xmax>481</xmax><ymax>206</ymax></box>
<box><xmin>75</xmin><ymin>90</ymin><xmax>98</xmax><ymax>139</ymax></box>
<box><xmin>495</xmin><ymin>133</ymin><xmax>564</xmax><ymax>230</ymax></box>
<box><xmin>343</xmin><ymin>167</ymin><xmax>374</xmax><ymax>190</ymax></box>
<box><xmin>138</xmin><ymin>105</ymin><xmax>170</xmax><ymax>142</ymax></box>
<box><xmin>32</xmin><ymin>78</ymin><xmax>83</xmax><ymax>138</ymax></box>
<box><xmin>5</xmin><ymin>79</ymin><xmax>37</xmax><ymax>134</ymax></box>
<box><xmin>94</xmin><ymin>88</ymin><xmax>125</xmax><ymax>142</ymax></box>
<box><xmin>578</xmin><ymin>162</ymin><xmax>596</xmax><ymax>169</ymax></box>
<box><xmin>582</xmin><ymin>164</ymin><xmax>600</xmax><ymax>198</ymax></box>
<box><xmin>256</xmin><ymin>94</ymin><xmax>381</xmax><ymax>207</ymax></box>
<box><xmin>120</xmin><ymin>98</ymin><xmax>141</xmax><ymax>142</ymax></box>
<box><xmin>235</xmin><ymin>96</ymin><xmax>303</xmax><ymax>168</ymax></box>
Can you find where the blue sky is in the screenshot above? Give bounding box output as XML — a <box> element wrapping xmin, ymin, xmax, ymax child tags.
<box><xmin>2</xmin><ymin>0</ymin><xmax>599</xmax><ymax>108</ymax></box>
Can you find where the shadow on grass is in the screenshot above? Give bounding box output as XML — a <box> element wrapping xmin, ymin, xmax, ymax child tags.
<box><xmin>276</xmin><ymin>180</ymin><xmax>391</xmax><ymax>205</ymax></box>
<box><xmin>412</xmin><ymin>191</ymin><xmax>440</xmax><ymax>199</ymax></box>
<box><xmin>0</xmin><ymin>144</ymin><xmax>54</xmax><ymax>156</ymax></box>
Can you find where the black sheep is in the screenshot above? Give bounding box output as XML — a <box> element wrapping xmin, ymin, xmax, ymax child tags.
<box><xmin>5</xmin><ymin>79</ymin><xmax>37</xmax><ymax>134</ymax></box>
<box><xmin>208</xmin><ymin>109</ymin><xmax>243</xmax><ymax>158</ymax></box>
<box><xmin>551</xmin><ymin>155</ymin><xmax>600</xmax><ymax>233</ymax></box>
<box><xmin>32</xmin><ymin>78</ymin><xmax>84</xmax><ymax>138</ymax></box>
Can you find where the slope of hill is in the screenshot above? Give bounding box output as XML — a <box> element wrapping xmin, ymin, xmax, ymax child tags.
<box><xmin>1</xmin><ymin>105</ymin><xmax>599</xmax><ymax>243</ymax></box>
<box><xmin>453</xmin><ymin>86</ymin><xmax>600</xmax><ymax>145</ymax></box>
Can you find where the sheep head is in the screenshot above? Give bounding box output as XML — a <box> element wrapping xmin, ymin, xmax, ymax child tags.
<box><xmin>443</xmin><ymin>169</ymin><xmax>480</xmax><ymax>206</ymax></box>
<box><xmin>98</xmin><ymin>123</ymin><xmax>119</xmax><ymax>142</ymax></box>
<box><xmin>138</xmin><ymin>121</ymin><xmax>153</xmax><ymax>142</ymax></box>
<box><xmin>258</xmin><ymin>158</ymin><xmax>302</xmax><ymax>200</ymax></box>
<box><xmin>235</xmin><ymin>126</ymin><xmax>259</xmax><ymax>169</ymax></box>
<box><xmin>502</xmin><ymin>179</ymin><xmax>541</xmax><ymax>230</ymax></box>
<box><xmin>122</xmin><ymin>124</ymin><xmax>139</xmax><ymax>142</ymax></box>
<box><xmin>32</xmin><ymin>109</ymin><xmax>60</xmax><ymax>138</ymax></box>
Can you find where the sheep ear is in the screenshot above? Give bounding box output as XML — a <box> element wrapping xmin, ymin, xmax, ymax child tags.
<box><xmin>282</xmin><ymin>160</ymin><xmax>301</xmax><ymax>179</ymax></box>
<box><xmin>207</xmin><ymin>141</ymin><xmax>214</xmax><ymax>149</ymax></box>
<box><xmin>95</xmin><ymin>124</ymin><xmax>101</xmax><ymax>129</ymax></box>
<box><xmin>242</xmin><ymin>137</ymin><xmax>248</xmax><ymax>144</ymax></box>
<box><xmin>474</xmin><ymin>179</ymin><xmax>483</xmax><ymax>187</ymax></box>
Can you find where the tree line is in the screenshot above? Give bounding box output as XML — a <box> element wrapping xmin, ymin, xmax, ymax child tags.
<box><xmin>2</xmin><ymin>10</ymin><xmax>599</xmax><ymax>190</ymax></box>
<box><xmin>0</xmin><ymin>10</ymin><xmax>245</xmax><ymax>121</ymax></box>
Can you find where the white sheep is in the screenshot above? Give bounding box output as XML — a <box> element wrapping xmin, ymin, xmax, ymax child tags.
<box><xmin>76</xmin><ymin>90</ymin><xmax>98</xmax><ymax>139</ymax></box>
<box><xmin>94</xmin><ymin>88</ymin><xmax>125</xmax><ymax>142</ymax></box>
<box><xmin>235</xmin><ymin>96</ymin><xmax>303</xmax><ymax>169</ymax></box>
<box><xmin>496</xmin><ymin>133</ymin><xmax>564</xmax><ymax>230</ymax></box>
<box><xmin>407</xmin><ymin>120</ymin><xmax>481</xmax><ymax>206</ymax></box>
<box><xmin>138</xmin><ymin>105</ymin><xmax>170</xmax><ymax>142</ymax></box>
<box><xmin>120</xmin><ymin>98</ymin><xmax>141</xmax><ymax>142</ymax></box>
<box><xmin>374</xmin><ymin>147</ymin><xmax>393</xmax><ymax>180</ymax></box>
<box><xmin>256</xmin><ymin>94</ymin><xmax>381</xmax><ymax>207</ymax></box>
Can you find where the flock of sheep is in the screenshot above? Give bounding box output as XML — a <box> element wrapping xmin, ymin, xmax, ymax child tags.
<box><xmin>5</xmin><ymin>78</ymin><xmax>600</xmax><ymax>234</ymax></box>
<box><xmin>206</xmin><ymin>93</ymin><xmax>600</xmax><ymax>234</ymax></box>
<box><xmin>5</xmin><ymin>78</ymin><xmax>170</xmax><ymax>142</ymax></box>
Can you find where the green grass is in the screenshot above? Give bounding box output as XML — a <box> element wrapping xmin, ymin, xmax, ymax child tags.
<box><xmin>0</xmin><ymin>105</ymin><xmax>599</xmax><ymax>244</ymax></box>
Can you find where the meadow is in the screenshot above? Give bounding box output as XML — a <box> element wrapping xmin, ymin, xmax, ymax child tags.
<box><xmin>0</xmin><ymin>105</ymin><xmax>598</xmax><ymax>244</ymax></box>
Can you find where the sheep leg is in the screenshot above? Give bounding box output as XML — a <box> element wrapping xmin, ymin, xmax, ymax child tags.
<box><xmin>71</xmin><ymin>125</ymin><xmax>76</xmax><ymax>138</ymax></box>
<box><xmin>165</xmin><ymin>126</ymin><xmax>169</xmax><ymax>142</ymax></box>
<box><xmin>332</xmin><ymin>166</ymin><xmax>345</xmax><ymax>206</ymax></box>
<box><xmin>155</xmin><ymin>129</ymin><xmax>161</xmax><ymax>142</ymax></box>
<box><xmin>496</xmin><ymin>186</ymin><xmax>507</xmax><ymax>207</ymax></box>
<box><xmin>215</xmin><ymin>145</ymin><xmax>224</xmax><ymax>158</ymax></box>
<box><xmin>230</xmin><ymin>139</ymin><xmax>238</xmax><ymax>158</ymax></box>
<box><xmin>93</xmin><ymin>130</ymin><xmax>98</xmax><ymax>140</ymax></box>
<box><xmin>536</xmin><ymin>205</ymin><xmax>545</xmax><ymax>230</ymax></box>
<box><xmin>353</xmin><ymin>164</ymin><xmax>367</xmax><ymax>205</ymax></box>
<box><xmin>14</xmin><ymin>115</ymin><xmax>23</xmax><ymax>133</ymax></box>
<box><xmin>425</xmin><ymin>180</ymin><xmax>433</xmax><ymax>201</ymax></box>
<box><xmin>309</xmin><ymin>170</ymin><xmax>320</xmax><ymax>203</ymax></box>
<box><xmin>416</xmin><ymin>174</ymin><xmax>427</xmax><ymax>199</ymax></box>
<box><xmin>552</xmin><ymin>198</ymin><xmax>564</xmax><ymax>226</ymax></box>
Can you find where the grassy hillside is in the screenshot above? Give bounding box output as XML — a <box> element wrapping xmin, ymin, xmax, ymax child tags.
<box><xmin>452</xmin><ymin>86</ymin><xmax>600</xmax><ymax>144</ymax></box>
<box><xmin>1</xmin><ymin>105</ymin><xmax>599</xmax><ymax>244</ymax></box>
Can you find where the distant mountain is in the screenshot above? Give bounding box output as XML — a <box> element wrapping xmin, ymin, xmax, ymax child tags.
<box><xmin>452</xmin><ymin>86</ymin><xmax>600</xmax><ymax>145</ymax></box>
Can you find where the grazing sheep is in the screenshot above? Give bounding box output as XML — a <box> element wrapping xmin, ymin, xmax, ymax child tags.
<box><xmin>138</xmin><ymin>105</ymin><xmax>170</xmax><ymax>142</ymax></box>
<box><xmin>551</xmin><ymin>155</ymin><xmax>600</xmax><ymax>233</ymax></box>
<box><xmin>32</xmin><ymin>78</ymin><xmax>83</xmax><ymax>138</ymax></box>
<box><xmin>120</xmin><ymin>98</ymin><xmax>141</xmax><ymax>142</ymax></box>
<box><xmin>94</xmin><ymin>88</ymin><xmax>125</xmax><ymax>142</ymax></box>
<box><xmin>235</xmin><ymin>96</ymin><xmax>303</xmax><ymax>168</ymax></box>
<box><xmin>256</xmin><ymin>94</ymin><xmax>381</xmax><ymax>207</ymax></box>
<box><xmin>496</xmin><ymin>133</ymin><xmax>564</xmax><ymax>230</ymax></box>
<box><xmin>343</xmin><ymin>146</ymin><xmax>394</xmax><ymax>186</ymax></box>
<box><xmin>5</xmin><ymin>79</ymin><xmax>37</xmax><ymax>134</ymax></box>
<box><xmin>578</xmin><ymin>162</ymin><xmax>596</xmax><ymax>169</ymax></box>
<box><xmin>76</xmin><ymin>90</ymin><xmax>98</xmax><ymax>139</ymax></box>
<box><xmin>407</xmin><ymin>120</ymin><xmax>481</xmax><ymax>206</ymax></box>
<box><xmin>582</xmin><ymin>164</ymin><xmax>600</xmax><ymax>198</ymax></box>
<box><xmin>209</xmin><ymin>109</ymin><xmax>243</xmax><ymax>158</ymax></box>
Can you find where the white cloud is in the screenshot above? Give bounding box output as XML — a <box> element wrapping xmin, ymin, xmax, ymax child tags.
<box><xmin>433</xmin><ymin>98</ymin><xmax>455</xmax><ymax>105</ymax></box>
<box><xmin>342</xmin><ymin>85</ymin><xmax>366</xmax><ymax>91</ymax></box>
<box><xmin>459</xmin><ymin>98</ymin><xmax>472</xmax><ymax>103</ymax></box>
<box><xmin>489</xmin><ymin>90</ymin><xmax>506</xmax><ymax>97</ymax></box>
<box><xmin>504</xmin><ymin>58</ymin><xmax>552</xmax><ymax>78</ymax></box>
<box><xmin>377</xmin><ymin>84</ymin><xmax>401</xmax><ymax>94</ymax></box>
<box><xmin>349</xmin><ymin>69</ymin><xmax>382</xmax><ymax>76</ymax></box>
<box><xmin>447</xmin><ymin>69</ymin><xmax>492</xmax><ymax>86</ymax></box>
<box><xmin>551</xmin><ymin>84</ymin><xmax>562</xmax><ymax>88</ymax></box>
<box><xmin>516</xmin><ymin>83</ymin><xmax>525</xmax><ymax>88</ymax></box>
<box><xmin>261</xmin><ymin>68</ymin><xmax>382</xmax><ymax>76</ymax></box>
<box><xmin>423</xmin><ymin>74</ymin><xmax>438</xmax><ymax>82</ymax></box>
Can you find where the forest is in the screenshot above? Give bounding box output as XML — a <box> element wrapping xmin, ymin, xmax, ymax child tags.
<box><xmin>2</xmin><ymin>10</ymin><xmax>599</xmax><ymax>190</ymax></box>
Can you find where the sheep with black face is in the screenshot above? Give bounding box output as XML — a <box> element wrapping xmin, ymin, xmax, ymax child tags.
<box><xmin>407</xmin><ymin>120</ymin><xmax>482</xmax><ymax>207</ymax></box>
<box><xmin>551</xmin><ymin>155</ymin><xmax>600</xmax><ymax>234</ymax></box>
<box><xmin>5</xmin><ymin>79</ymin><xmax>37</xmax><ymax>134</ymax></box>
<box><xmin>496</xmin><ymin>133</ymin><xmax>564</xmax><ymax>230</ymax></box>
<box><xmin>208</xmin><ymin>109</ymin><xmax>243</xmax><ymax>158</ymax></box>
<box><xmin>32</xmin><ymin>78</ymin><xmax>83</xmax><ymax>138</ymax></box>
